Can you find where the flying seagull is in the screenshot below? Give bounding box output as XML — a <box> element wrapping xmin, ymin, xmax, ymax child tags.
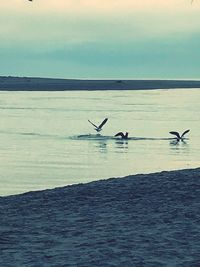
<box><xmin>88</xmin><ymin>118</ymin><xmax>108</xmax><ymax>132</ymax></box>
<box><xmin>169</xmin><ymin>129</ymin><xmax>190</xmax><ymax>141</ymax></box>
<box><xmin>115</xmin><ymin>132</ymin><xmax>129</xmax><ymax>139</ymax></box>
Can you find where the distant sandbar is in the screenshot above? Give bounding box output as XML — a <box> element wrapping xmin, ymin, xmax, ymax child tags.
<box><xmin>1</xmin><ymin>76</ymin><xmax>200</xmax><ymax>91</ymax></box>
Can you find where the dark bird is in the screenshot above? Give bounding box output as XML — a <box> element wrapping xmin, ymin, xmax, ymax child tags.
<box><xmin>115</xmin><ymin>132</ymin><xmax>129</xmax><ymax>139</ymax></box>
<box><xmin>88</xmin><ymin>118</ymin><xmax>108</xmax><ymax>132</ymax></box>
<box><xmin>169</xmin><ymin>129</ymin><xmax>190</xmax><ymax>141</ymax></box>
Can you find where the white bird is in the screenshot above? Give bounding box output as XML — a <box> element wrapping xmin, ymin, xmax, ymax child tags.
<box><xmin>169</xmin><ymin>129</ymin><xmax>190</xmax><ymax>141</ymax></box>
<box><xmin>115</xmin><ymin>132</ymin><xmax>129</xmax><ymax>139</ymax></box>
<box><xmin>88</xmin><ymin>118</ymin><xmax>108</xmax><ymax>132</ymax></box>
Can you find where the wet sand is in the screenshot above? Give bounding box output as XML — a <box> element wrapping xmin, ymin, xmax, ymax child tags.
<box><xmin>1</xmin><ymin>76</ymin><xmax>200</xmax><ymax>90</ymax></box>
<box><xmin>0</xmin><ymin>168</ymin><xmax>199</xmax><ymax>266</ymax></box>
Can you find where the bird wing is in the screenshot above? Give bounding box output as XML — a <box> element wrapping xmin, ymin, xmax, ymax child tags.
<box><xmin>88</xmin><ymin>120</ymin><xmax>98</xmax><ymax>129</ymax></box>
<box><xmin>169</xmin><ymin>131</ymin><xmax>181</xmax><ymax>139</ymax></box>
<box><xmin>181</xmin><ymin>129</ymin><xmax>190</xmax><ymax>138</ymax></box>
<box><xmin>98</xmin><ymin>118</ymin><xmax>108</xmax><ymax>129</ymax></box>
<box><xmin>115</xmin><ymin>132</ymin><xmax>123</xmax><ymax>137</ymax></box>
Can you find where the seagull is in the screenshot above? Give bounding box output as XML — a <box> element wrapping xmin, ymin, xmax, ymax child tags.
<box><xmin>88</xmin><ymin>118</ymin><xmax>108</xmax><ymax>132</ymax></box>
<box><xmin>169</xmin><ymin>129</ymin><xmax>190</xmax><ymax>141</ymax></box>
<box><xmin>115</xmin><ymin>132</ymin><xmax>129</xmax><ymax>139</ymax></box>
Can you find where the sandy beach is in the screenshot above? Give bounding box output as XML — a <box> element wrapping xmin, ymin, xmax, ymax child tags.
<box><xmin>0</xmin><ymin>168</ymin><xmax>199</xmax><ymax>266</ymax></box>
<box><xmin>1</xmin><ymin>76</ymin><xmax>200</xmax><ymax>91</ymax></box>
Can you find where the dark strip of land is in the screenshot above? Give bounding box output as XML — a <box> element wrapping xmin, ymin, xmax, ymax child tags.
<box><xmin>0</xmin><ymin>76</ymin><xmax>200</xmax><ymax>91</ymax></box>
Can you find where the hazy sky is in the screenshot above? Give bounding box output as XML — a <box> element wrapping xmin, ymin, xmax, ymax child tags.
<box><xmin>0</xmin><ymin>0</ymin><xmax>200</xmax><ymax>79</ymax></box>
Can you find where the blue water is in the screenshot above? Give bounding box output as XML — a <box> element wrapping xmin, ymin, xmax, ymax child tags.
<box><xmin>0</xmin><ymin>89</ymin><xmax>199</xmax><ymax>196</ymax></box>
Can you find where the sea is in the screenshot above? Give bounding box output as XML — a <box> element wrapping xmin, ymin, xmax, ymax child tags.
<box><xmin>0</xmin><ymin>89</ymin><xmax>199</xmax><ymax>196</ymax></box>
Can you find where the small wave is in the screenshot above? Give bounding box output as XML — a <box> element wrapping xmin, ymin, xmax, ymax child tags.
<box><xmin>71</xmin><ymin>134</ymin><xmax>176</xmax><ymax>141</ymax></box>
<box><xmin>0</xmin><ymin>130</ymin><xmax>63</xmax><ymax>140</ymax></box>
<box><xmin>20</xmin><ymin>132</ymin><xmax>66</xmax><ymax>140</ymax></box>
<box><xmin>71</xmin><ymin>134</ymin><xmax>112</xmax><ymax>141</ymax></box>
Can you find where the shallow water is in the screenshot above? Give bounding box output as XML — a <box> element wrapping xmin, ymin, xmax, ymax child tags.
<box><xmin>0</xmin><ymin>89</ymin><xmax>199</xmax><ymax>196</ymax></box>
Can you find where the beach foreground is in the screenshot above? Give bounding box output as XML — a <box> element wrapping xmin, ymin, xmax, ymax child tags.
<box><xmin>0</xmin><ymin>168</ymin><xmax>200</xmax><ymax>266</ymax></box>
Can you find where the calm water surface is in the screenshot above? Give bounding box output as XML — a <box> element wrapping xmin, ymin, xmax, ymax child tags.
<box><xmin>0</xmin><ymin>89</ymin><xmax>199</xmax><ymax>195</ymax></box>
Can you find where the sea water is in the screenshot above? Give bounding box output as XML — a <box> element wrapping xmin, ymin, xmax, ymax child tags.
<box><xmin>0</xmin><ymin>89</ymin><xmax>199</xmax><ymax>196</ymax></box>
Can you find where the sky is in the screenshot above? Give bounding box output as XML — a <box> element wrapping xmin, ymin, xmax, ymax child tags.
<box><xmin>0</xmin><ymin>0</ymin><xmax>200</xmax><ymax>79</ymax></box>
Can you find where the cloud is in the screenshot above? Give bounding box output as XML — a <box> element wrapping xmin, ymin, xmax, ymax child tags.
<box><xmin>0</xmin><ymin>0</ymin><xmax>200</xmax><ymax>78</ymax></box>
<box><xmin>1</xmin><ymin>1</ymin><xmax>200</xmax><ymax>49</ymax></box>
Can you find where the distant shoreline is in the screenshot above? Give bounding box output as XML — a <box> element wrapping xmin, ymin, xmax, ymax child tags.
<box><xmin>1</xmin><ymin>76</ymin><xmax>200</xmax><ymax>91</ymax></box>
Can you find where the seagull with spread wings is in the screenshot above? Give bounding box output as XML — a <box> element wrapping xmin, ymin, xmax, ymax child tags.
<box><xmin>115</xmin><ymin>132</ymin><xmax>129</xmax><ymax>139</ymax></box>
<box><xmin>88</xmin><ymin>118</ymin><xmax>108</xmax><ymax>132</ymax></box>
<box><xmin>169</xmin><ymin>129</ymin><xmax>190</xmax><ymax>141</ymax></box>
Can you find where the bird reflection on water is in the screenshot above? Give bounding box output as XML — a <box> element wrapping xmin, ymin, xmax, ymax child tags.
<box><xmin>169</xmin><ymin>139</ymin><xmax>189</xmax><ymax>155</ymax></box>
<box><xmin>170</xmin><ymin>139</ymin><xmax>187</xmax><ymax>146</ymax></box>
<box><xmin>115</xmin><ymin>139</ymin><xmax>129</xmax><ymax>152</ymax></box>
<box><xmin>94</xmin><ymin>139</ymin><xmax>108</xmax><ymax>153</ymax></box>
